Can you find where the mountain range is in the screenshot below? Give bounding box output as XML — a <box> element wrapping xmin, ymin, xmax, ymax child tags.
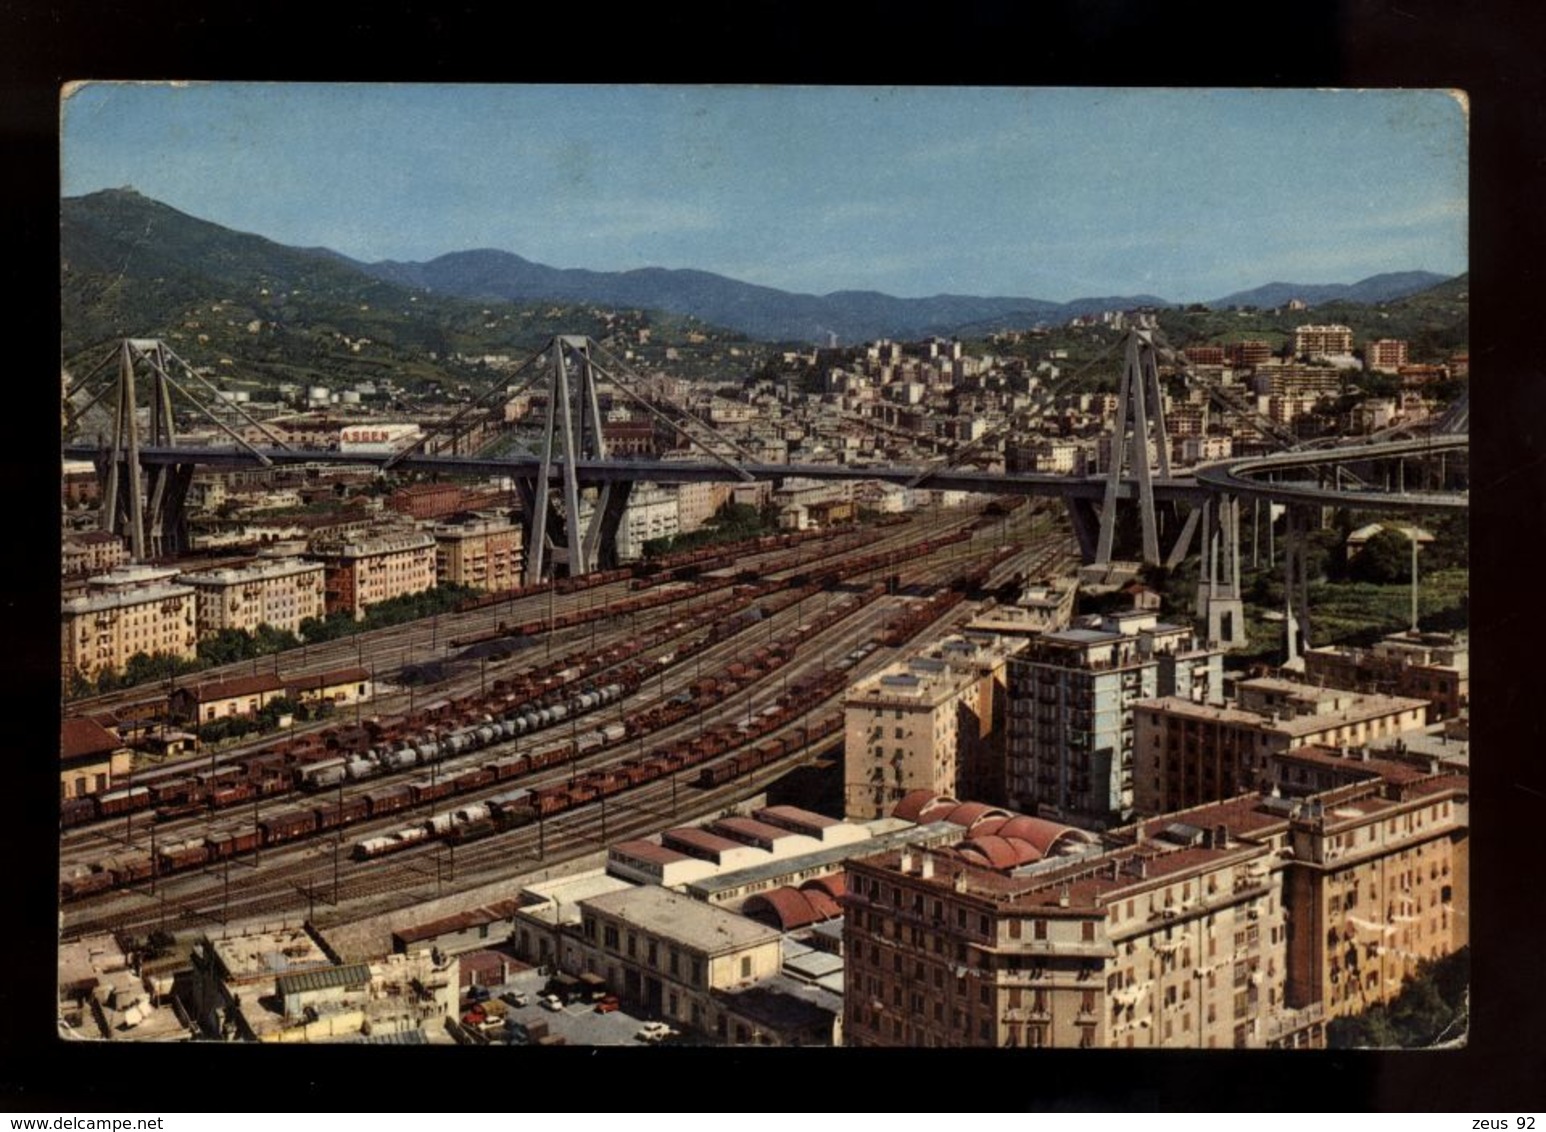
<box><xmin>63</xmin><ymin>189</ymin><xmax>1455</xmax><ymax>346</ymax></box>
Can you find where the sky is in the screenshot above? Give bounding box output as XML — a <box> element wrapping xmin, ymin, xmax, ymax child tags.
<box><xmin>60</xmin><ymin>84</ymin><xmax>1468</xmax><ymax>303</ymax></box>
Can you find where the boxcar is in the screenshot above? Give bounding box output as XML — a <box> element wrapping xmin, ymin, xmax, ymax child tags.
<box><xmin>313</xmin><ymin>795</ymin><xmax>371</xmax><ymax>830</ymax></box>
<box><xmin>61</xmin><ymin>796</ymin><xmax>98</xmax><ymax>828</ymax></box>
<box><xmin>365</xmin><ymin>784</ymin><xmax>414</xmax><ymax>818</ymax></box>
<box><xmin>61</xmin><ymin>869</ymin><xmax>116</xmax><ymax>900</ymax></box>
<box><xmin>97</xmin><ymin>786</ymin><xmax>153</xmax><ymax>817</ymax></box>
<box><xmin>409</xmin><ymin>779</ymin><xmax>454</xmax><ymax>806</ymax></box>
<box><xmin>260</xmin><ymin>809</ymin><xmax>318</xmax><ymax>845</ymax></box>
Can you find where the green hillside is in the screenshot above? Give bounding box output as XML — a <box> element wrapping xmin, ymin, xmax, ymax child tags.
<box><xmin>61</xmin><ymin>189</ymin><xmax>761</xmax><ymax>393</ymax></box>
<box><xmin>1153</xmin><ymin>274</ymin><xmax>1468</xmax><ymax>360</ymax></box>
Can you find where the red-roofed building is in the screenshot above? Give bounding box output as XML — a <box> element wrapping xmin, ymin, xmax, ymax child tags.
<box><xmin>61</xmin><ymin>718</ymin><xmax>132</xmax><ymax>800</ymax></box>
<box><xmin>170</xmin><ymin>674</ymin><xmax>287</xmax><ymax>724</ymax></box>
<box><xmin>284</xmin><ymin>666</ymin><xmax>374</xmax><ymax>709</ymax></box>
<box><xmin>842</xmin><ymin>764</ymin><xmax>1468</xmax><ymax>1050</ymax></box>
<box><xmin>387</xmin><ymin>482</ymin><xmax>466</xmax><ymax>521</ymax></box>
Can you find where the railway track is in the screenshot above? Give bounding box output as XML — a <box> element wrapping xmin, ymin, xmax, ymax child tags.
<box><xmin>60</xmin><ymin>504</ymin><xmax>1076</xmax><ymax>940</ymax></box>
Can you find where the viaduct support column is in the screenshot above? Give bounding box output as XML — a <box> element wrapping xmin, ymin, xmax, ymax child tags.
<box><xmin>1198</xmin><ymin>492</ymin><xmax>1247</xmax><ymax>649</ymax></box>
<box><xmin>1282</xmin><ymin>504</ymin><xmax>1314</xmax><ymax>667</ymax></box>
<box><xmin>1065</xmin><ymin>497</ymin><xmax>1101</xmax><ymax>564</ymax></box>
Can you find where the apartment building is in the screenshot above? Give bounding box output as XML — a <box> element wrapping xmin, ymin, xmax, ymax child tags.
<box><xmin>1095</xmin><ymin>434</ymin><xmax>1160</xmax><ymax>475</ymax></box>
<box><xmin>1178</xmin><ymin>435</ymin><xmax>1234</xmax><ymax>465</ymax></box>
<box><xmin>614</xmin><ymin>482</ymin><xmax>681</xmax><ymax>561</ymax></box>
<box><xmin>843</xmin><ymin>634</ymin><xmax>1021</xmax><ymax>820</ymax></box>
<box><xmin>1364</xmin><ymin>339</ymin><xmax>1410</xmax><ymax>373</ymax></box>
<box><xmin>1280</xmin><ymin>773</ymin><xmax>1468</xmax><ymax>1021</ymax></box>
<box><xmin>433</xmin><ymin>514</ymin><xmax>523</xmax><ymax>592</ymax></box>
<box><xmin>1006</xmin><ymin>611</ymin><xmax>1223</xmax><ymax>829</ymax></box>
<box><xmin>62</xmin><ymin>459</ymin><xmax>100</xmax><ymax>511</ymax></box>
<box><xmin>842</xmin><ymin>758</ymin><xmax>1467</xmax><ymax>1048</ymax></box>
<box><xmin>1007</xmin><ymin>439</ymin><xmax>1080</xmax><ymax>475</ymax></box>
<box><xmin>62</xmin><ymin>531</ymin><xmax>127</xmax><ymax>577</ymax></box>
<box><xmin>599</xmin><ymin>419</ymin><xmax>657</xmax><ymax>456</ymax></box>
<box><xmin>1226</xmin><ymin>341</ymin><xmax>1275</xmax><ymax>369</ymax></box>
<box><xmin>180</xmin><ymin>557</ymin><xmax>326</xmax><ymax>638</ymax></box>
<box><xmin>387</xmin><ymin>482</ymin><xmax>466</xmax><ymax>521</ymax></box>
<box><xmin>61</xmin><ymin>566</ymin><xmax>198</xmax><ymax>682</ymax></box>
<box><xmin>1184</xmin><ymin>345</ymin><xmax>1227</xmax><ymax>366</ymax></box>
<box><xmin>1249</xmin><ymin>362</ymin><xmax>1344</xmax><ymax>399</ymax></box>
<box><xmin>676</xmin><ymin>480</ymin><xmax>736</xmax><ymax>533</ymax></box>
<box><xmin>311</xmin><ymin>530</ymin><xmax>437</xmax><ymax>619</ymax></box>
<box><xmin>842</xmin><ymin>795</ymin><xmax>1307</xmax><ymax>1049</ymax></box>
<box><xmin>1304</xmin><ymin>631</ymin><xmax>1468</xmax><ymax>721</ymax></box>
<box><xmin>1293</xmin><ymin>325</ymin><xmax>1355</xmax><ymax>360</ymax></box>
<box><xmin>1133</xmin><ymin>677</ymin><xmax>1430</xmax><ymax>815</ymax></box>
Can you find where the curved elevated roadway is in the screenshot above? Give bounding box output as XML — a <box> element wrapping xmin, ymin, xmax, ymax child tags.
<box><xmin>1192</xmin><ymin>434</ymin><xmax>1468</xmax><ymax>511</ymax></box>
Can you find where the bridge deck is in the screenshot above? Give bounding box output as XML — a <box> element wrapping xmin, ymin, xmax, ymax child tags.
<box><xmin>64</xmin><ymin>433</ymin><xmax>1467</xmax><ymax>511</ymax></box>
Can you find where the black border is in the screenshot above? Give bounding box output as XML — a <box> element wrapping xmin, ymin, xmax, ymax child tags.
<box><xmin>6</xmin><ymin>0</ymin><xmax>1542</xmax><ymax>1113</ymax></box>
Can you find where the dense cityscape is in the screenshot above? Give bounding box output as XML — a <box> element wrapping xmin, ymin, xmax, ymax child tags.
<box><xmin>57</xmin><ymin>87</ymin><xmax>1468</xmax><ymax>1052</ymax></box>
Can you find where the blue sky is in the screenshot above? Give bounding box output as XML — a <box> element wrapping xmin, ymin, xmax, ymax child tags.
<box><xmin>61</xmin><ymin>84</ymin><xmax>1467</xmax><ymax>303</ymax></box>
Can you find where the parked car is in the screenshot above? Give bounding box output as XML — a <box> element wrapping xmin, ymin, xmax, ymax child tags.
<box><xmin>594</xmin><ymin>995</ymin><xmax>621</xmax><ymax>1014</ymax></box>
<box><xmin>635</xmin><ymin>1021</ymin><xmax>674</xmax><ymax>1042</ymax></box>
<box><xmin>501</xmin><ymin>990</ymin><xmax>529</xmax><ymax>1008</ymax></box>
<box><xmin>467</xmin><ymin>986</ymin><xmax>491</xmax><ymax>1003</ymax></box>
<box><xmin>540</xmin><ymin>994</ymin><xmax>563</xmax><ymax>1012</ymax></box>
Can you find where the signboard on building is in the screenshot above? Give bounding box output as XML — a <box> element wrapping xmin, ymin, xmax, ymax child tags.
<box><xmin>339</xmin><ymin>423</ymin><xmax>422</xmax><ymax>453</ymax></box>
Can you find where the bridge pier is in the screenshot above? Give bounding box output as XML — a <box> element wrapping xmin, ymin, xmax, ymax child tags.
<box><xmin>144</xmin><ymin>464</ymin><xmax>195</xmax><ymax>558</ymax></box>
<box><xmin>523</xmin><ymin>337</ymin><xmax>613</xmax><ymax>581</ymax></box>
<box><xmin>1065</xmin><ymin>498</ymin><xmax>1101</xmax><ymax>563</ymax></box>
<box><xmin>1281</xmin><ymin>504</ymin><xmax>1314</xmax><ymax>667</ymax></box>
<box><xmin>1196</xmin><ymin>493</ymin><xmax>1247</xmax><ymax>649</ymax></box>
<box><xmin>1095</xmin><ymin>328</ymin><xmax>1170</xmax><ymax>568</ymax></box>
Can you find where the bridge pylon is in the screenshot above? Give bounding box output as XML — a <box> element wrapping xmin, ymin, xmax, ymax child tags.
<box><xmin>523</xmin><ymin>336</ymin><xmax>614</xmax><ymax>583</ymax></box>
<box><xmin>1091</xmin><ymin>327</ymin><xmax>1200</xmax><ymax>570</ymax></box>
<box><xmin>500</xmin><ymin>336</ymin><xmax>756</xmax><ymax>582</ymax></box>
<box><xmin>66</xmin><ymin>339</ymin><xmax>287</xmax><ymax>562</ymax></box>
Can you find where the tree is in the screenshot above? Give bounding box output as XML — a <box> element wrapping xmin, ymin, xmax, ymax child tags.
<box><xmin>197</xmin><ymin>628</ymin><xmax>255</xmax><ymax>666</ymax></box>
<box><xmin>1327</xmin><ymin>948</ymin><xmax>1468</xmax><ymax>1049</ymax></box>
<box><xmin>253</xmin><ymin>624</ymin><xmax>301</xmax><ymax>654</ymax></box>
<box><xmin>254</xmin><ymin>696</ymin><xmax>300</xmax><ymax>731</ymax></box>
<box><xmin>1350</xmin><ymin>527</ymin><xmax>1414</xmax><ymax>585</ymax></box>
<box><xmin>1303</xmin><ymin>528</ymin><xmax>1344</xmax><ymax>583</ymax></box>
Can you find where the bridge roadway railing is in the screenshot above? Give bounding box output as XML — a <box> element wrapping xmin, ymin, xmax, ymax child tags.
<box><xmin>64</xmin><ymin>432</ymin><xmax>1464</xmax><ymax>514</ymax></box>
<box><xmin>1191</xmin><ymin>434</ymin><xmax>1468</xmax><ymax>512</ymax></box>
<box><xmin>62</xmin><ymin>442</ymin><xmax>1212</xmax><ymax>504</ymax></box>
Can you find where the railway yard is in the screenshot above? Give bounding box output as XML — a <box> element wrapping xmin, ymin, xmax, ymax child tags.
<box><xmin>59</xmin><ymin>498</ymin><xmax>1078</xmax><ymax>947</ymax></box>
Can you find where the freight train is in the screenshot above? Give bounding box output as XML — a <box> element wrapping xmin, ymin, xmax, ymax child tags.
<box><xmin>62</xmin><ymin>566</ymin><xmax>884</xmax><ymax>836</ymax></box>
<box><xmin>62</xmin><ymin>661</ymin><xmax>847</xmax><ymax>899</ymax></box>
<box><xmin>60</xmin><ymin>677</ymin><xmax>633</xmax><ymax>832</ymax></box>
<box><xmin>60</xmin><ymin>523</ymin><xmax>995</xmax><ymax>901</ymax></box>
